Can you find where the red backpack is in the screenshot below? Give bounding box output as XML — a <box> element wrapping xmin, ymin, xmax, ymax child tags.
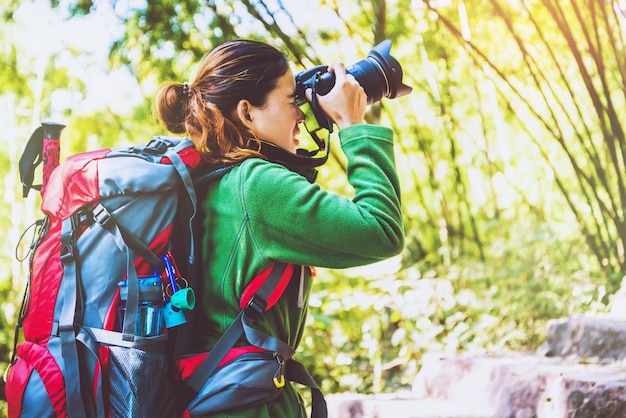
<box><xmin>7</xmin><ymin>123</ymin><xmax>326</xmax><ymax>418</ymax></box>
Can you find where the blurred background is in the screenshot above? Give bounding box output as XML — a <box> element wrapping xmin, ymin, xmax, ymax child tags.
<box><xmin>1</xmin><ymin>0</ymin><xmax>624</xmax><ymax>415</ymax></box>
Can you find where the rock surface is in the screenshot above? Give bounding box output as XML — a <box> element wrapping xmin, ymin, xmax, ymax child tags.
<box><xmin>326</xmin><ymin>314</ymin><xmax>626</xmax><ymax>418</ymax></box>
<box><xmin>544</xmin><ymin>313</ymin><xmax>626</xmax><ymax>361</ymax></box>
<box><xmin>413</xmin><ymin>352</ymin><xmax>626</xmax><ymax>418</ymax></box>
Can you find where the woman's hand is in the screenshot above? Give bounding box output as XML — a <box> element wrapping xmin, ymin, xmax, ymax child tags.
<box><xmin>306</xmin><ymin>63</ymin><xmax>367</xmax><ymax>129</ymax></box>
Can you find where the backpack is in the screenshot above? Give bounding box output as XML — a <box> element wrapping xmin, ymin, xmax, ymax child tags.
<box><xmin>6</xmin><ymin>123</ymin><xmax>327</xmax><ymax>418</ymax></box>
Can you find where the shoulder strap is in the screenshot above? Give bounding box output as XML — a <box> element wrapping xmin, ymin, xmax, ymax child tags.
<box><xmin>287</xmin><ymin>359</ymin><xmax>328</xmax><ymax>418</ymax></box>
<box><xmin>181</xmin><ymin>263</ymin><xmax>328</xmax><ymax>417</ymax></box>
<box><xmin>169</xmin><ymin>162</ymin><xmax>240</xmax><ymax>357</ymax></box>
<box><xmin>177</xmin><ymin>161</ymin><xmax>241</xmax><ymax>268</ymax></box>
<box><xmin>176</xmin><ymin>162</ymin><xmax>325</xmax><ymax>412</ymax></box>
<box><xmin>192</xmin><ymin>162</ymin><xmax>241</xmax><ymax>187</ymax></box>
<box><xmin>183</xmin><ymin>262</ymin><xmax>293</xmax><ymax>393</ymax></box>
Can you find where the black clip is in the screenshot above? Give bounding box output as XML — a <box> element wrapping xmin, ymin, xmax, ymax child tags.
<box><xmin>60</xmin><ymin>233</ymin><xmax>75</xmax><ymax>264</ymax></box>
<box><xmin>144</xmin><ymin>138</ymin><xmax>169</xmax><ymax>155</ymax></box>
<box><xmin>74</xmin><ymin>207</ymin><xmax>93</xmax><ymax>227</ymax></box>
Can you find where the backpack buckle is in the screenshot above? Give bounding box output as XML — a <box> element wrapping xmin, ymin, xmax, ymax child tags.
<box><xmin>144</xmin><ymin>138</ymin><xmax>169</xmax><ymax>155</ymax></box>
<box><xmin>74</xmin><ymin>207</ymin><xmax>93</xmax><ymax>227</ymax></box>
<box><xmin>244</xmin><ymin>294</ymin><xmax>267</xmax><ymax>320</ymax></box>
<box><xmin>60</xmin><ymin>233</ymin><xmax>75</xmax><ymax>263</ymax></box>
<box><xmin>93</xmin><ymin>204</ymin><xmax>113</xmax><ymax>228</ymax></box>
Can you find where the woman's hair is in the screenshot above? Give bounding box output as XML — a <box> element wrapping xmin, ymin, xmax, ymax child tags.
<box><xmin>154</xmin><ymin>39</ymin><xmax>290</xmax><ymax>163</ymax></box>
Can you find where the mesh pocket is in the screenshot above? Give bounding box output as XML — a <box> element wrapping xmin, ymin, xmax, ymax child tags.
<box><xmin>108</xmin><ymin>346</ymin><xmax>177</xmax><ymax>418</ymax></box>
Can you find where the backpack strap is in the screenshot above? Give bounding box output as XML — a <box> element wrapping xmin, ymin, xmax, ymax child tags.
<box><xmin>169</xmin><ymin>162</ymin><xmax>241</xmax><ymax>356</ymax></box>
<box><xmin>177</xmin><ymin>161</ymin><xmax>241</xmax><ymax>268</ymax></box>
<box><xmin>58</xmin><ymin>217</ymin><xmax>89</xmax><ymax>418</ymax></box>
<box><xmin>182</xmin><ymin>263</ymin><xmax>328</xmax><ymax>418</ymax></box>
<box><xmin>183</xmin><ymin>262</ymin><xmax>292</xmax><ymax>393</ymax></box>
<box><xmin>193</xmin><ymin>162</ymin><xmax>242</xmax><ymax>187</ymax></box>
<box><xmin>241</xmin><ymin>266</ymin><xmax>327</xmax><ymax>418</ymax></box>
<box><xmin>91</xmin><ymin>204</ymin><xmax>163</xmax><ymax>267</ymax></box>
<box><xmin>176</xmin><ymin>162</ymin><xmax>328</xmax><ymax>417</ymax></box>
<box><xmin>287</xmin><ymin>359</ymin><xmax>327</xmax><ymax>418</ymax></box>
<box><xmin>161</xmin><ymin>139</ymin><xmax>199</xmax><ymax>265</ymax></box>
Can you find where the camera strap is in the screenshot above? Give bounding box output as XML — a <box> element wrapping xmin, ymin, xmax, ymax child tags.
<box><xmin>310</xmin><ymin>72</ymin><xmax>334</xmax><ymax>143</ymax></box>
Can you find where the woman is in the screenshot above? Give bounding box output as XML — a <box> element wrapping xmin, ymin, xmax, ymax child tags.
<box><xmin>155</xmin><ymin>39</ymin><xmax>404</xmax><ymax>417</ymax></box>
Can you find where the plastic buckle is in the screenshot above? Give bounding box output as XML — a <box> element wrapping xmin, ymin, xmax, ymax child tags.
<box><xmin>144</xmin><ymin>138</ymin><xmax>169</xmax><ymax>155</ymax></box>
<box><xmin>74</xmin><ymin>207</ymin><xmax>93</xmax><ymax>227</ymax></box>
<box><xmin>244</xmin><ymin>294</ymin><xmax>267</xmax><ymax>320</ymax></box>
<box><xmin>60</xmin><ymin>234</ymin><xmax>75</xmax><ymax>264</ymax></box>
<box><xmin>93</xmin><ymin>204</ymin><xmax>112</xmax><ymax>228</ymax></box>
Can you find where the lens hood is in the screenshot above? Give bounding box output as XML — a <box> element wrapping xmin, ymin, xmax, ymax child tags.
<box><xmin>363</xmin><ymin>40</ymin><xmax>413</xmax><ymax>101</ymax></box>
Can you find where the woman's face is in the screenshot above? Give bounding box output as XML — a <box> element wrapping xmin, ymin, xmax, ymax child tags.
<box><xmin>245</xmin><ymin>68</ymin><xmax>306</xmax><ymax>153</ymax></box>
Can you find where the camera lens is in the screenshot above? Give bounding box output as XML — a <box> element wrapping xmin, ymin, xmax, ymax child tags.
<box><xmin>350</xmin><ymin>40</ymin><xmax>412</xmax><ymax>103</ymax></box>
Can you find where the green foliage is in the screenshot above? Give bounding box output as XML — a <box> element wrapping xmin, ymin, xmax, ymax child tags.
<box><xmin>109</xmin><ymin>0</ymin><xmax>217</xmax><ymax>81</ymax></box>
<box><xmin>423</xmin><ymin>0</ymin><xmax>626</xmax><ymax>281</ymax></box>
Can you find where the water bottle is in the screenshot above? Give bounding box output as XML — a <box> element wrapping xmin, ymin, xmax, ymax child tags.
<box><xmin>118</xmin><ymin>275</ymin><xmax>164</xmax><ymax>337</ymax></box>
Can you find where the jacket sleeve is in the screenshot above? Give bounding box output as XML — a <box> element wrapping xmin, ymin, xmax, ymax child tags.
<box><xmin>239</xmin><ymin>124</ymin><xmax>404</xmax><ymax>269</ymax></box>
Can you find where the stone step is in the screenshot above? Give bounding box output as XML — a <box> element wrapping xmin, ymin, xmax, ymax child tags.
<box><xmin>544</xmin><ymin>313</ymin><xmax>626</xmax><ymax>361</ymax></box>
<box><xmin>327</xmin><ymin>353</ymin><xmax>626</xmax><ymax>417</ymax></box>
<box><xmin>326</xmin><ymin>393</ymin><xmax>494</xmax><ymax>418</ymax></box>
<box><xmin>412</xmin><ymin>352</ymin><xmax>626</xmax><ymax>418</ymax></box>
<box><xmin>327</xmin><ymin>314</ymin><xmax>626</xmax><ymax>417</ymax></box>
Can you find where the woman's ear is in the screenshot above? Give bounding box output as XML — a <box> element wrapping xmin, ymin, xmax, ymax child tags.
<box><xmin>236</xmin><ymin>99</ymin><xmax>254</xmax><ymax>129</ymax></box>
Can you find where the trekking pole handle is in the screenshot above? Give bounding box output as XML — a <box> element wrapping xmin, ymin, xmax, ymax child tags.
<box><xmin>41</xmin><ymin>122</ymin><xmax>65</xmax><ymax>196</ymax></box>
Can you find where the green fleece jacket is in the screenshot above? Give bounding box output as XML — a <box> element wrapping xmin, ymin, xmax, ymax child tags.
<box><xmin>197</xmin><ymin>124</ymin><xmax>404</xmax><ymax>417</ymax></box>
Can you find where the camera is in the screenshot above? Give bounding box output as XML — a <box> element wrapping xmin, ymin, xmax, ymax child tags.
<box><xmin>294</xmin><ymin>40</ymin><xmax>412</xmax><ymax>123</ymax></box>
<box><xmin>260</xmin><ymin>40</ymin><xmax>411</xmax><ymax>170</ymax></box>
